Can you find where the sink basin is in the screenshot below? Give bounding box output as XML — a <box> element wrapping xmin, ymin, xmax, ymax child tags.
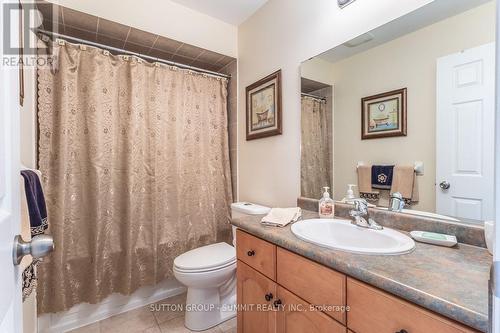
<box><xmin>291</xmin><ymin>218</ymin><xmax>415</xmax><ymax>255</ymax></box>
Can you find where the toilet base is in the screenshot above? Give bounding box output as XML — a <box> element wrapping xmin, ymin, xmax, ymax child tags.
<box><xmin>184</xmin><ymin>288</ymin><xmax>236</xmax><ymax>331</ymax></box>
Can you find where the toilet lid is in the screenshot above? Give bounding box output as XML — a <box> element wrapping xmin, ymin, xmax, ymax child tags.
<box><xmin>174</xmin><ymin>242</ymin><xmax>236</xmax><ymax>271</ymax></box>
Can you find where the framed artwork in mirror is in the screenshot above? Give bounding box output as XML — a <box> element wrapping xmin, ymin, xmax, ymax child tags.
<box><xmin>246</xmin><ymin>70</ymin><xmax>282</xmax><ymax>140</ymax></box>
<box><xmin>361</xmin><ymin>88</ymin><xmax>407</xmax><ymax>140</ymax></box>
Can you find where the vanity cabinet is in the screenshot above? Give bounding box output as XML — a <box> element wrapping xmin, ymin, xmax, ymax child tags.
<box><xmin>236</xmin><ymin>228</ymin><xmax>276</xmax><ymax>279</ymax></box>
<box><xmin>347</xmin><ymin>278</ymin><xmax>478</xmax><ymax>333</ymax></box>
<box><xmin>277</xmin><ymin>247</ymin><xmax>346</xmax><ymax>324</ymax></box>
<box><xmin>236</xmin><ymin>229</ymin><xmax>479</xmax><ymax>333</ymax></box>
<box><xmin>236</xmin><ymin>261</ymin><xmax>277</xmax><ymax>333</ymax></box>
<box><xmin>276</xmin><ymin>286</ymin><xmax>346</xmax><ymax>333</ymax></box>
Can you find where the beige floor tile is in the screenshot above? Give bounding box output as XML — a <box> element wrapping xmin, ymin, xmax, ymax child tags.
<box><xmin>218</xmin><ymin>317</ymin><xmax>236</xmax><ymax>332</ymax></box>
<box><xmin>221</xmin><ymin>328</ymin><xmax>236</xmax><ymax>333</ymax></box>
<box><xmin>99</xmin><ymin>306</ymin><xmax>157</xmax><ymax>333</ymax></box>
<box><xmin>68</xmin><ymin>322</ymin><xmax>100</xmax><ymax>333</ymax></box>
<box><xmin>78</xmin><ymin>293</ymin><xmax>234</xmax><ymax>333</ymax></box>
<box><xmin>152</xmin><ymin>293</ymin><xmax>187</xmax><ymax>324</ymax></box>
<box><xmin>142</xmin><ymin>325</ymin><xmax>162</xmax><ymax>333</ymax></box>
<box><xmin>159</xmin><ymin>316</ymin><xmax>222</xmax><ymax>333</ymax></box>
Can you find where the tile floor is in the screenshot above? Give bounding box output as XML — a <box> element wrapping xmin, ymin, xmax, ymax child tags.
<box><xmin>68</xmin><ymin>293</ymin><xmax>236</xmax><ymax>333</ymax></box>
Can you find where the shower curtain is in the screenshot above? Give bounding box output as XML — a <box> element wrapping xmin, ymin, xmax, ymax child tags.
<box><xmin>36</xmin><ymin>40</ymin><xmax>233</xmax><ymax>314</ymax></box>
<box><xmin>301</xmin><ymin>96</ymin><xmax>331</xmax><ymax>199</ymax></box>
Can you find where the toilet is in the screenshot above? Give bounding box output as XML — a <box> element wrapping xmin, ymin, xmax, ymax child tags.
<box><xmin>173</xmin><ymin>202</ymin><xmax>271</xmax><ymax>331</ymax></box>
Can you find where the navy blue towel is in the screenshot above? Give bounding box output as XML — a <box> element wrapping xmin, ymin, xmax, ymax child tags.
<box><xmin>371</xmin><ymin>165</ymin><xmax>394</xmax><ymax>190</ymax></box>
<box><xmin>20</xmin><ymin>170</ymin><xmax>48</xmax><ymax>236</ymax></box>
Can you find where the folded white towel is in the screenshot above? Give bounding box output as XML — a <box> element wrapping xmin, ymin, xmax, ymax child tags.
<box><xmin>261</xmin><ymin>207</ymin><xmax>302</xmax><ymax>227</ymax></box>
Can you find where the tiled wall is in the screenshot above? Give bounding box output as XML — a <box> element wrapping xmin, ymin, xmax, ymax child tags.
<box><xmin>220</xmin><ymin>60</ymin><xmax>238</xmax><ymax>200</ymax></box>
<box><xmin>35</xmin><ymin>1</ymin><xmax>235</xmax><ymax>72</ymax></box>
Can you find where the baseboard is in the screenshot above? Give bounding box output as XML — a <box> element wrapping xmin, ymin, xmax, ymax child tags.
<box><xmin>38</xmin><ymin>278</ymin><xmax>186</xmax><ymax>333</ymax></box>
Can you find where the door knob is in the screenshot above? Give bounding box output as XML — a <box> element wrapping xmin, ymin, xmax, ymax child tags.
<box><xmin>13</xmin><ymin>234</ymin><xmax>54</xmax><ymax>265</ymax></box>
<box><xmin>439</xmin><ymin>181</ymin><xmax>451</xmax><ymax>190</ymax></box>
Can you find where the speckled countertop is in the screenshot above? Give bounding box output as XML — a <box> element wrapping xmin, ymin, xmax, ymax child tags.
<box><xmin>232</xmin><ymin>210</ymin><xmax>492</xmax><ymax>332</ymax></box>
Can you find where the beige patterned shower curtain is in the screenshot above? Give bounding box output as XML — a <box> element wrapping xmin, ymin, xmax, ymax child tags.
<box><xmin>301</xmin><ymin>96</ymin><xmax>331</xmax><ymax>199</ymax></box>
<box><xmin>36</xmin><ymin>40</ymin><xmax>233</xmax><ymax>314</ymax></box>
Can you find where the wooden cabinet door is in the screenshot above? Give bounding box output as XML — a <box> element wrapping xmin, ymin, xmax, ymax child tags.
<box><xmin>237</xmin><ymin>260</ymin><xmax>277</xmax><ymax>333</ymax></box>
<box><xmin>276</xmin><ymin>286</ymin><xmax>346</xmax><ymax>333</ymax></box>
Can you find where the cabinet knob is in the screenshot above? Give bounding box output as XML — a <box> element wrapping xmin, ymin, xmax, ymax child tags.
<box><xmin>273</xmin><ymin>299</ymin><xmax>282</xmax><ymax>308</ymax></box>
<box><xmin>247</xmin><ymin>250</ymin><xmax>255</xmax><ymax>257</ymax></box>
<box><xmin>264</xmin><ymin>293</ymin><xmax>273</xmax><ymax>301</ymax></box>
<box><xmin>395</xmin><ymin>330</ymin><xmax>408</xmax><ymax>333</ymax></box>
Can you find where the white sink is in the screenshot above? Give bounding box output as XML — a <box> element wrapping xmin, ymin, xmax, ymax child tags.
<box><xmin>291</xmin><ymin>218</ymin><xmax>415</xmax><ymax>255</ymax></box>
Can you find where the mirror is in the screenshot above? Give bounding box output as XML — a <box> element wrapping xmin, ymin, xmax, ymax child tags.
<box><xmin>300</xmin><ymin>0</ymin><xmax>495</xmax><ymax>224</ymax></box>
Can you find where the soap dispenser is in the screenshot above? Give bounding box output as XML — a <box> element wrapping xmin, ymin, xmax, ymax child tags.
<box><xmin>342</xmin><ymin>184</ymin><xmax>357</xmax><ymax>204</ymax></box>
<box><xmin>319</xmin><ymin>187</ymin><xmax>335</xmax><ymax>218</ymax></box>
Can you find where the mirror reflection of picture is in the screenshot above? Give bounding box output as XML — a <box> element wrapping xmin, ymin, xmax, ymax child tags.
<box><xmin>362</xmin><ymin>88</ymin><xmax>407</xmax><ymax>140</ymax></box>
<box><xmin>246</xmin><ymin>70</ymin><xmax>282</xmax><ymax>140</ymax></box>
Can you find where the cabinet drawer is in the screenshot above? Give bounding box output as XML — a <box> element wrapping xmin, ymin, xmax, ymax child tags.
<box><xmin>347</xmin><ymin>278</ymin><xmax>479</xmax><ymax>333</ymax></box>
<box><xmin>277</xmin><ymin>286</ymin><xmax>346</xmax><ymax>333</ymax></box>
<box><xmin>277</xmin><ymin>247</ymin><xmax>346</xmax><ymax>324</ymax></box>
<box><xmin>236</xmin><ymin>230</ymin><xmax>276</xmax><ymax>280</ymax></box>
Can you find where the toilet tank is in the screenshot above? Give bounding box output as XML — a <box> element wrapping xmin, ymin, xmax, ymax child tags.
<box><xmin>230</xmin><ymin>202</ymin><xmax>271</xmax><ymax>246</ymax></box>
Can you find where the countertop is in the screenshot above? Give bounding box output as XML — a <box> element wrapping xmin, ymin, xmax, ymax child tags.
<box><xmin>231</xmin><ymin>210</ymin><xmax>492</xmax><ymax>332</ymax></box>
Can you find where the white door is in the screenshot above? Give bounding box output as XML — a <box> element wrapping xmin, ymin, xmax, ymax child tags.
<box><xmin>0</xmin><ymin>0</ymin><xmax>23</xmax><ymax>332</ymax></box>
<box><xmin>436</xmin><ymin>43</ymin><xmax>495</xmax><ymax>221</ymax></box>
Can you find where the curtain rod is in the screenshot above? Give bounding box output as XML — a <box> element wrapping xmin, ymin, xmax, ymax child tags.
<box><xmin>301</xmin><ymin>92</ymin><xmax>326</xmax><ymax>101</ymax></box>
<box><xmin>37</xmin><ymin>29</ymin><xmax>231</xmax><ymax>80</ymax></box>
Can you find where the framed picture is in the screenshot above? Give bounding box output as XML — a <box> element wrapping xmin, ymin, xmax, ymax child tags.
<box><xmin>361</xmin><ymin>88</ymin><xmax>407</xmax><ymax>140</ymax></box>
<box><xmin>246</xmin><ymin>70</ymin><xmax>282</xmax><ymax>140</ymax></box>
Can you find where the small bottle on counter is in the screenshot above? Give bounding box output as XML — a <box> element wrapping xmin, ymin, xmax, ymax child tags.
<box><xmin>319</xmin><ymin>187</ymin><xmax>335</xmax><ymax>218</ymax></box>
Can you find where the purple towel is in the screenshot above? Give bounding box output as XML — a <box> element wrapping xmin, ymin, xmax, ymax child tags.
<box><xmin>20</xmin><ymin>170</ymin><xmax>48</xmax><ymax>236</ymax></box>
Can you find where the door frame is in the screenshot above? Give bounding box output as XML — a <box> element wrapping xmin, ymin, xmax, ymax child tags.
<box><xmin>493</xmin><ymin>1</ymin><xmax>500</xmax><ymax>332</ymax></box>
<box><xmin>0</xmin><ymin>0</ymin><xmax>23</xmax><ymax>332</ymax></box>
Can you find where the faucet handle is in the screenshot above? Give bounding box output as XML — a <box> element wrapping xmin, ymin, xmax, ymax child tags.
<box><xmin>352</xmin><ymin>198</ymin><xmax>368</xmax><ymax>214</ymax></box>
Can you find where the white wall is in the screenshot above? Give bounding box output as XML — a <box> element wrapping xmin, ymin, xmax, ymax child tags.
<box><xmin>48</xmin><ymin>0</ymin><xmax>238</xmax><ymax>57</ymax></box>
<box><xmin>237</xmin><ymin>0</ymin><xmax>434</xmax><ymax>207</ymax></box>
<box><xmin>329</xmin><ymin>2</ymin><xmax>494</xmax><ymax>211</ymax></box>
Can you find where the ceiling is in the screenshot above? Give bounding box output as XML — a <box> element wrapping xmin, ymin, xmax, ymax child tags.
<box><xmin>318</xmin><ymin>0</ymin><xmax>492</xmax><ymax>64</ymax></box>
<box><xmin>170</xmin><ymin>0</ymin><xmax>268</xmax><ymax>25</ymax></box>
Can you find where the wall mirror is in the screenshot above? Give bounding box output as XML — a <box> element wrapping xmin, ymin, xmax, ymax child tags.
<box><xmin>300</xmin><ymin>0</ymin><xmax>495</xmax><ymax>224</ymax></box>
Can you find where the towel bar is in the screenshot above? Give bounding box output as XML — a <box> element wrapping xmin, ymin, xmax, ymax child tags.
<box><xmin>356</xmin><ymin>161</ymin><xmax>424</xmax><ymax>175</ymax></box>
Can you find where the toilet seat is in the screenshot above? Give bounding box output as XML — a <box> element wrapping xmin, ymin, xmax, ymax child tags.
<box><xmin>174</xmin><ymin>242</ymin><xmax>236</xmax><ymax>273</ymax></box>
<box><xmin>174</xmin><ymin>259</ymin><xmax>236</xmax><ymax>274</ymax></box>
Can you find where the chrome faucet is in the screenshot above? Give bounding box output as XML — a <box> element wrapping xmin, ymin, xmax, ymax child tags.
<box><xmin>349</xmin><ymin>199</ymin><xmax>383</xmax><ymax>230</ymax></box>
<box><xmin>389</xmin><ymin>192</ymin><xmax>405</xmax><ymax>212</ymax></box>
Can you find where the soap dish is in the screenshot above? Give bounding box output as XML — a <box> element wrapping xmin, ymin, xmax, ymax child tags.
<box><xmin>410</xmin><ymin>231</ymin><xmax>457</xmax><ymax>247</ymax></box>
